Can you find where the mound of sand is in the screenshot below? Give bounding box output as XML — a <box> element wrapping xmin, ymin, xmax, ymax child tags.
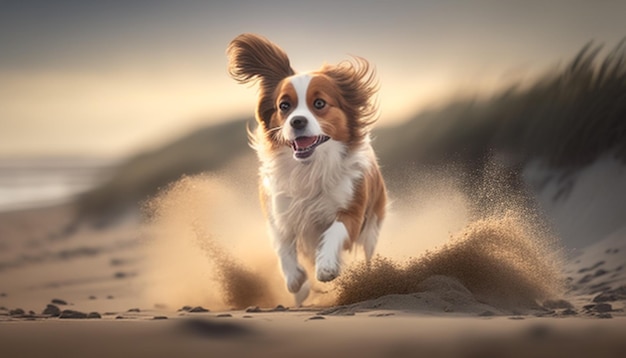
<box><xmin>333</xmin><ymin>212</ymin><xmax>564</xmax><ymax>313</ymax></box>
<box><xmin>323</xmin><ymin>275</ymin><xmax>505</xmax><ymax>316</ymax></box>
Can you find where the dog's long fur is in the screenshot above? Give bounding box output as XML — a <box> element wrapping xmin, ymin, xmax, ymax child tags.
<box><xmin>227</xmin><ymin>33</ymin><xmax>386</xmax><ymax>302</ymax></box>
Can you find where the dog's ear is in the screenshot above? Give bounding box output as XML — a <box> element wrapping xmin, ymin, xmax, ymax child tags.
<box><xmin>227</xmin><ymin>33</ymin><xmax>295</xmax><ymax>128</ymax></box>
<box><xmin>321</xmin><ymin>57</ymin><xmax>379</xmax><ymax>143</ymax></box>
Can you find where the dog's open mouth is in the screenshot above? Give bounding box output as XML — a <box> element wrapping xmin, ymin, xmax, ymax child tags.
<box><xmin>290</xmin><ymin>135</ymin><xmax>330</xmax><ymax>159</ymax></box>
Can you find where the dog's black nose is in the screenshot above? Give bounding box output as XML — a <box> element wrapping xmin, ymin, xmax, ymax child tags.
<box><xmin>290</xmin><ymin>116</ymin><xmax>308</xmax><ymax>130</ymax></box>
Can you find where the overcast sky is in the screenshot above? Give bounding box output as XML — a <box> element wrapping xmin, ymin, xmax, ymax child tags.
<box><xmin>1</xmin><ymin>0</ymin><xmax>625</xmax><ymax>158</ymax></box>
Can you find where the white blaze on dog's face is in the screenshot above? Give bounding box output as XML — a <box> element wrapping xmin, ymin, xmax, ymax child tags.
<box><xmin>272</xmin><ymin>73</ymin><xmax>351</xmax><ymax>161</ymax></box>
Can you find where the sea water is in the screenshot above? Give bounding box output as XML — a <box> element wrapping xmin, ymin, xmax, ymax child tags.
<box><xmin>0</xmin><ymin>157</ymin><xmax>115</xmax><ymax>212</ymax></box>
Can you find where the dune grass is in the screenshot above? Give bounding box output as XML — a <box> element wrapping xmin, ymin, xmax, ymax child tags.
<box><xmin>376</xmin><ymin>39</ymin><xmax>626</xmax><ymax>173</ymax></box>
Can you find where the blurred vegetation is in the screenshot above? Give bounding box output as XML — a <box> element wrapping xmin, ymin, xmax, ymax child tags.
<box><xmin>76</xmin><ymin>119</ymin><xmax>250</xmax><ymax>224</ymax></box>
<box><xmin>376</xmin><ymin>40</ymin><xmax>626</xmax><ymax>174</ymax></box>
<box><xmin>77</xmin><ymin>40</ymin><xmax>626</xmax><ymax>222</ymax></box>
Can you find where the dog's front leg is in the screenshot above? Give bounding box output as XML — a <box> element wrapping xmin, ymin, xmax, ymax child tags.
<box><xmin>270</xmin><ymin>226</ymin><xmax>307</xmax><ymax>293</ymax></box>
<box><xmin>316</xmin><ymin>220</ymin><xmax>349</xmax><ymax>282</ymax></box>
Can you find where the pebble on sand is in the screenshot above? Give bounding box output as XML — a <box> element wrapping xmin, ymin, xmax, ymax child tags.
<box><xmin>59</xmin><ymin>310</ymin><xmax>88</xmax><ymax>319</ymax></box>
<box><xmin>9</xmin><ymin>308</ymin><xmax>25</xmax><ymax>316</ymax></box>
<box><xmin>306</xmin><ymin>316</ymin><xmax>326</xmax><ymax>321</ymax></box>
<box><xmin>57</xmin><ymin>310</ymin><xmax>100</xmax><ymax>319</ymax></box>
<box><xmin>189</xmin><ymin>306</ymin><xmax>210</xmax><ymax>313</ymax></box>
<box><xmin>51</xmin><ymin>298</ymin><xmax>68</xmax><ymax>305</ymax></box>
<box><xmin>87</xmin><ymin>312</ymin><xmax>102</xmax><ymax>319</ymax></box>
<box><xmin>42</xmin><ymin>304</ymin><xmax>61</xmax><ymax>317</ymax></box>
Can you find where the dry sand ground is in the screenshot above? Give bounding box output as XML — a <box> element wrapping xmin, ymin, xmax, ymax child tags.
<box><xmin>1</xmin><ymin>170</ymin><xmax>626</xmax><ymax>357</ymax></box>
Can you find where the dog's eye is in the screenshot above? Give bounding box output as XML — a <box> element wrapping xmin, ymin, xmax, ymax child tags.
<box><xmin>313</xmin><ymin>98</ymin><xmax>326</xmax><ymax>110</ymax></box>
<box><xmin>279</xmin><ymin>101</ymin><xmax>291</xmax><ymax>112</ymax></box>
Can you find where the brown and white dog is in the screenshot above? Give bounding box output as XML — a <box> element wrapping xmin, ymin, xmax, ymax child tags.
<box><xmin>227</xmin><ymin>33</ymin><xmax>386</xmax><ymax>301</ymax></box>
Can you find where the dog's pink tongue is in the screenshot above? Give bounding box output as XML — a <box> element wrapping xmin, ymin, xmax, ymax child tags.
<box><xmin>294</xmin><ymin>136</ymin><xmax>316</xmax><ymax>149</ymax></box>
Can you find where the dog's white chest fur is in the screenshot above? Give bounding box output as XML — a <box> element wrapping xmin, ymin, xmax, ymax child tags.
<box><xmin>258</xmin><ymin>138</ymin><xmax>372</xmax><ymax>252</ymax></box>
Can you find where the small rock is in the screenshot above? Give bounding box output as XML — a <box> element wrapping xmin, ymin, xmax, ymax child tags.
<box><xmin>127</xmin><ymin>308</ymin><xmax>141</xmax><ymax>313</ymax></box>
<box><xmin>59</xmin><ymin>310</ymin><xmax>87</xmax><ymax>319</ymax></box>
<box><xmin>88</xmin><ymin>296</ymin><xmax>97</xmax><ymax>300</ymax></box>
<box><xmin>153</xmin><ymin>316</ymin><xmax>168</xmax><ymax>320</ymax></box>
<box><xmin>106</xmin><ymin>295</ymin><xmax>114</xmax><ymax>300</ymax></box>
<box><xmin>51</xmin><ymin>298</ymin><xmax>67</xmax><ymax>305</ymax></box>
<box><xmin>242</xmin><ymin>315</ymin><xmax>253</xmax><ymax>319</ymax></box>
<box><xmin>272</xmin><ymin>304</ymin><xmax>288</xmax><ymax>312</ymax></box>
<box><xmin>178</xmin><ymin>305</ymin><xmax>193</xmax><ymax>312</ymax></box>
<box><xmin>42</xmin><ymin>304</ymin><xmax>61</xmax><ymax>317</ymax></box>
<box><xmin>0</xmin><ymin>292</ymin><xmax>6</xmax><ymax>297</ymax></box>
<box><xmin>479</xmin><ymin>310</ymin><xmax>495</xmax><ymax>317</ymax></box>
<box><xmin>9</xmin><ymin>308</ymin><xmax>25</xmax><ymax>316</ymax></box>
<box><xmin>217</xmin><ymin>314</ymin><xmax>232</xmax><ymax>318</ymax></box>
<box><xmin>189</xmin><ymin>306</ymin><xmax>209</xmax><ymax>313</ymax></box>
<box><xmin>306</xmin><ymin>316</ymin><xmax>325</xmax><ymax>321</ymax></box>
<box><xmin>245</xmin><ymin>306</ymin><xmax>261</xmax><ymax>313</ymax></box>
<box><xmin>87</xmin><ymin>312</ymin><xmax>101</xmax><ymax>319</ymax></box>
<box><xmin>114</xmin><ymin>272</ymin><xmax>128</xmax><ymax>279</ymax></box>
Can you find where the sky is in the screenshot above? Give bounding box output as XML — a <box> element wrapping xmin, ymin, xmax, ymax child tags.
<box><xmin>1</xmin><ymin>0</ymin><xmax>625</xmax><ymax>159</ymax></box>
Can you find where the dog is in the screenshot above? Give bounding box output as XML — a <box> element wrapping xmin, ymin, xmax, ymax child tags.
<box><xmin>227</xmin><ymin>33</ymin><xmax>386</xmax><ymax>301</ymax></box>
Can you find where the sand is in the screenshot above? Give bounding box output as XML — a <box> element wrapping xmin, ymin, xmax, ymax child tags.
<box><xmin>2</xmin><ymin>160</ymin><xmax>626</xmax><ymax>358</ymax></box>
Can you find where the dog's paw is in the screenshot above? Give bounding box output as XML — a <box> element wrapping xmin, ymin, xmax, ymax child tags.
<box><xmin>294</xmin><ymin>281</ymin><xmax>310</xmax><ymax>307</ymax></box>
<box><xmin>286</xmin><ymin>266</ymin><xmax>307</xmax><ymax>293</ymax></box>
<box><xmin>316</xmin><ymin>264</ymin><xmax>339</xmax><ymax>282</ymax></box>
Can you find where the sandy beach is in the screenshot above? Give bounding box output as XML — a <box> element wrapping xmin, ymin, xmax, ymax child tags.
<box><xmin>1</xmin><ymin>159</ymin><xmax>625</xmax><ymax>358</ymax></box>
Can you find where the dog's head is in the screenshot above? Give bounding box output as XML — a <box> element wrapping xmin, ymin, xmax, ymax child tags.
<box><xmin>227</xmin><ymin>33</ymin><xmax>378</xmax><ymax>161</ymax></box>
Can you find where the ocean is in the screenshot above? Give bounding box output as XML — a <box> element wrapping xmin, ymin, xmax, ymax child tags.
<box><xmin>0</xmin><ymin>157</ymin><xmax>116</xmax><ymax>212</ymax></box>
